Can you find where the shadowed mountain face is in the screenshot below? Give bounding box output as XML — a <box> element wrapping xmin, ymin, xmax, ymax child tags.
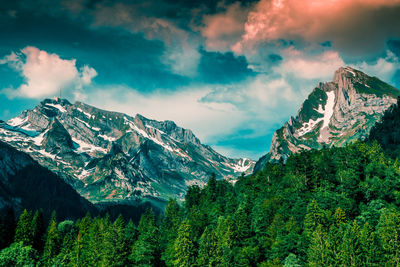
<box><xmin>0</xmin><ymin>99</ymin><xmax>254</xmax><ymax>207</ymax></box>
<box><xmin>255</xmin><ymin>67</ymin><xmax>400</xmax><ymax>172</ymax></box>
<box><xmin>0</xmin><ymin>140</ymin><xmax>97</xmax><ymax>220</ymax></box>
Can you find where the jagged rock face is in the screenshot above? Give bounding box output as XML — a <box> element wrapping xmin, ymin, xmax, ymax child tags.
<box><xmin>0</xmin><ymin>98</ymin><xmax>254</xmax><ymax>205</ymax></box>
<box><xmin>254</xmin><ymin>67</ymin><xmax>400</xmax><ymax>172</ymax></box>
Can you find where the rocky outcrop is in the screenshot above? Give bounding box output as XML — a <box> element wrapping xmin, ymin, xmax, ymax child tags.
<box><xmin>255</xmin><ymin>67</ymin><xmax>400</xmax><ymax>172</ymax></box>
<box><xmin>0</xmin><ymin>98</ymin><xmax>255</xmax><ymax>204</ymax></box>
<box><xmin>42</xmin><ymin>119</ymin><xmax>74</xmax><ymax>154</ymax></box>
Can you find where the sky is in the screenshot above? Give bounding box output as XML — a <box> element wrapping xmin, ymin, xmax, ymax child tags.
<box><xmin>1</xmin><ymin>0</ymin><xmax>400</xmax><ymax>160</ymax></box>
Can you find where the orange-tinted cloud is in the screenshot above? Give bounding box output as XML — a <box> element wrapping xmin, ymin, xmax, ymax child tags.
<box><xmin>201</xmin><ymin>2</ymin><xmax>249</xmax><ymax>51</ymax></box>
<box><xmin>233</xmin><ymin>0</ymin><xmax>400</xmax><ymax>56</ymax></box>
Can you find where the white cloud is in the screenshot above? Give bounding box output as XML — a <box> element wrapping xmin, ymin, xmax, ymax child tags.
<box><xmin>0</xmin><ymin>46</ymin><xmax>97</xmax><ymax>99</ymax></box>
<box><xmin>352</xmin><ymin>50</ymin><xmax>399</xmax><ymax>83</ymax></box>
<box><xmin>85</xmin><ymin>86</ymin><xmax>246</xmax><ymax>142</ymax></box>
<box><xmin>80</xmin><ymin>65</ymin><xmax>98</xmax><ymax>85</ymax></box>
<box><xmin>275</xmin><ymin>49</ymin><xmax>345</xmax><ymax>80</ymax></box>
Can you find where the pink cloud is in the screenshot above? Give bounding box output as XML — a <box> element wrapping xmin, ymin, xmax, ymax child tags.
<box><xmin>201</xmin><ymin>2</ymin><xmax>249</xmax><ymax>51</ymax></box>
<box><xmin>233</xmin><ymin>0</ymin><xmax>400</xmax><ymax>55</ymax></box>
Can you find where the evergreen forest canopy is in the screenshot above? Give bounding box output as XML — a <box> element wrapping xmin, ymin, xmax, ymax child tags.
<box><xmin>2</xmin><ymin>99</ymin><xmax>400</xmax><ymax>266</ymax></box>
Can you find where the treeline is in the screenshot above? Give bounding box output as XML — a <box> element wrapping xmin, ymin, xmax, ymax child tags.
<box><xmin>1</xmin><ymin>140</ymin><xmax>400</xmax><ymax>266</ymax></box>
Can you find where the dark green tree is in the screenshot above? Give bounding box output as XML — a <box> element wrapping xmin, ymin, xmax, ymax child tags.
<box><xmin>42</xmin><ymin>212</ymin><xmax>60</xmax><ymax>266</ymax></box>
<box><xmin>14</xmin><ymin>210</ymin><xmax>33</xmax><ymax>246</ymax></box>
<box><xmin>32</xmin><ymin>210</ymin><xmax>45</xmax><ymax>252</ymax></box>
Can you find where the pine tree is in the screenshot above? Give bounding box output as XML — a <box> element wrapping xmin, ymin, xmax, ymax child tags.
<box><xmin>125</xmin><ymin>219</ymin><xmax>138</xmax><ymax>248</ymax></box>
<box><xmin>130</xmin><ymin>209</ymin><xmax>160</xmax><ymax>266</ymax></box>
<box><xmin>70</xmin><ymin>213</ymin><xmax>92</xmax><ymax>267</ymax></box>
<box><xmin>215</xmin><ymin>216</ymin><xmax>235</xmax><ymax>266</ymax></box>
<box><xmin>304</xmin><ymin>200</ymin><xmax>325</xmax><ymax>237</ymax></box>
<box><xmin>173</xmin><ymin>219</ymin><xmax>197</xmax><ymax>267</ymax></box>
<box><xmin>32</xmin><ymin>210</ymin><xmax>45</xmax><ymax>252</ymax></box>
<box><xmin>42</xmin><ymin>212</ymin><xmax>60</xmax><ymax>266</ymax></box>
<box><xmin>197</xmin><ymin>227</ymin><xmax>220</xmax><ymax>266</ymax></box>
<box><xmin>359</xmin><ymin>222</ymin><xmax>379</xmax><ymax>265</ymax></box>
<box><xmin>206</xmin><ymin>173</ymin><xmax>217</xmax><ymax>202</ymax></box>
<box><xmin>14</xmin><ymin>209</ymin><xmax>33</xmax><ymax>246</ymax></box>
<box><xmin>103</xmin><ymin>215</ymin><xmax>127</xmax><ymax>266</ymax></box>
<box><xmin>307</xmin><ymin>224</ymin><xmax>330</xmax><ymax>266</ymax></box>
<box><xmin>377</xmin><ymin>208</ymin><xmax>400</xmax><ymax>266</ymax></box>
<box><xmin>55</xmin><ymin>220</ymin><xmax>76</xmax><ymax>266</ymax></box>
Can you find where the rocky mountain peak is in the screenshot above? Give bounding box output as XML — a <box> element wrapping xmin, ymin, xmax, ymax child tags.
<box><xmin>254</xmin><ymin>67</ymin><xmax>400</xmax><ymax>172</ymax></box>
<box><xmin>1</xmin><ymin>98</ymin><xmax>255</xmax><ymax>205</ymax></box>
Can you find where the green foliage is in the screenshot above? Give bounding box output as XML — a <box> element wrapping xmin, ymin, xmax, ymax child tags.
<box><xmin>172</xmin><ymin>219</ymin><xmax>197</xmax><ymax>266</ymax></box>
<box><xmin>130</xmin><ymin>209</ymin><xmax>160</xmax><ymax>266</ymax></box>
<box><xmin>0</xmin><ymin>242</ymin><xmax>38</xmax><ymax>267</ymax></box>
<box><xmin>14</xmin><ymin>210</ymin><xmax>33</xmax><ymax>246</ymax></box>
<box><xmin>4</xmin><ymin>139</ymin><xmax>400</xmax><ymax>266</ymax></box>
<box><xmin>42</xmin><ymin>212</ymin><xmax>60</xmax><ymax>266</ymax></box>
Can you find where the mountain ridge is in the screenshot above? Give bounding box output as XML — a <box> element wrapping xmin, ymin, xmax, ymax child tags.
<box><xmin>0</xmin><ymin>98</ymin><xmax>254</xmax><ymax>206</ymax></box>
<box><xmin>255</xmin><ymin>66</ymin><xmax>400</xmax><ymax>172</ymax></box>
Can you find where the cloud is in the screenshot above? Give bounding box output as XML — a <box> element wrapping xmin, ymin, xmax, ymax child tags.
<box><xmin>91</xmin><ymin>2</ymin><xmax>201</xmax><ymax>76</ymax></box>
<box><xmin>0</xmin><ymin>46</ymin><xmax>97</xmax><ymax>99</ymax></box>
<box><xmin>233</xmin><ymin>0</ymin><xmax>400</xmax><ymax>56</ymax></box>
<box><xmin>201</xmin><ymin>2</ymin><xmax>249</xmax><ymax>52</ymax></box>
<box><xmin>86</xmin><ymin>85</ymin><xmax>247</xmax><ymax>142</ymax></box>
<box><xmin>274</xmin><ymin>48</ymin><xmax>345</xmax><ymax>80</ymax></box>
<box><xmin>80</xmin><ymin>65</ymin><xmax>98</xmax><ymax>85</ymax></box>
<box><xmin>198</xmin><ymin>49</ymin><xmax>255</xmax><ymax>83</ymax></box>
<box><xmin>352</xmin><ymin>50</ymin><xmax>400</xmax><ymax>83</ymax></box>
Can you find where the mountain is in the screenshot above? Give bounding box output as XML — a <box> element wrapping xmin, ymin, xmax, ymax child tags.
<box><xmin>0</xmin><ymin>140</ymin><xmax>97</xmax><ymax>220</ymax></box>
<box><xmin>367</xmin><ymin>97</ymin><xmax>400</xmax><ymax>158</ymax></box>
<box><xmin>0</xmin><ymin>99</ymin><xmax>254</xmax><ymax>207</ymax></box>
<box><xmin>255</xmin><ymin>66</ymin><xmax>400</xmax><ymax>172</ymax></box>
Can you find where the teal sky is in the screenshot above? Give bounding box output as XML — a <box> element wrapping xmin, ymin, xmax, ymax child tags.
<box><xmin>1</xmin><ymin>0</ymin><xmax>400</xmax><ymax>160</ymax></box>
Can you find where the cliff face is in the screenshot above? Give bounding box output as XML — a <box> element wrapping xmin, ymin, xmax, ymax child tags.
<box><xmin>255</xmin><ymin>67</ymin><xmax>400</xmax><ymax>172</ymax></box>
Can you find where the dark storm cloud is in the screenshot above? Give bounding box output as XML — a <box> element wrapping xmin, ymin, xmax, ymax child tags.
<box><xmin>198</xmin><ymin>49</ymin><xmax>255</xmax><ymax>83</ymax></box>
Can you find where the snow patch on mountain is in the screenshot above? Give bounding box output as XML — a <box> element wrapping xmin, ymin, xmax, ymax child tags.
<box><xmin>72</xmin><ymin>138</ymin><xmax>107</xmax><ymax>154</ymax></box>
<box><xmin>7</xmin><ymin>116</ymin><xmax>27</xmax><ymax>127</ymax></box>
<box><xmin>321</xmin><ymin>91</ymin><xmax>335</xmax><ymax>130</ymax></box>
<box><xmin>45</xmin><ymin>103</ymin><xmax>66</xmax><ymax>113</ymax></box>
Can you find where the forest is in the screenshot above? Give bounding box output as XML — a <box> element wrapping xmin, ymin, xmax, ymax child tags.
<box><xmin>1</xmin><ymin>101</ymin><xmax>400</xmax><ymax>266</ymax></box>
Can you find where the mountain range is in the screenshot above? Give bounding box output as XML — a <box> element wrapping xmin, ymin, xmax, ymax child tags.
<box><xmin>0</xmin><ymin>99</ymin><xmax>254</xmax><ymax>209</ymax></box>
<box><xmin>0</xmin><ymin>66</ymin><xmax>399</xmax><ymax>214</ymax></box>
<box><xmin>254</xmin><ymin>66</ymin><xmax>400</xmax><ymax>172</ymax></box>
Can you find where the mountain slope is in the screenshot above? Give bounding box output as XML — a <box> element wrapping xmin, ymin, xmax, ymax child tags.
<box><xmin>255</xmin><ymin>67</ymin><xmax>400</xmax><ymax>172</ymax></box>
<box><xmin>367</xmin><ymin>96</ymin><xmax>400</xmax><ymax>158</ymax></box>
<box><xmin>0</xmin><ymin>140</ymin><xmax>97</xmax><ymax>220</ymax></box>
<box><xmin>0</xmin><ymin>99</ymin><xmax>254</xmax><ymax>206</ymax></box>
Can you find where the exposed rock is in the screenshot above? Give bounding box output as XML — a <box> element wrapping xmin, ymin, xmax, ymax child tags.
<box><xmin>254</xmin><ymin>67</ymin><xmax>400</xmax><ymax>172</ymax></box>
<box><xmin>1</xmin><ymin>98</ymin><xmax>255</xmax><ymax>205</ymax></box>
